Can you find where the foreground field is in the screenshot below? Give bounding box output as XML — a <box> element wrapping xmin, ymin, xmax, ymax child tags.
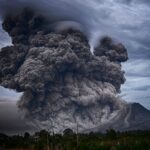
<box><xmin>0</xmin><ymin>129</ymin><xmax>150</xmax><ymax>150</ymax></box>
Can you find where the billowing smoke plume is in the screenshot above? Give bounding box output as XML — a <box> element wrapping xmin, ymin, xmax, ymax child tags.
<box><xmin>0</xmin><ymin>8</ymin><xmax>129</xmax><ymax>132</ymax></box>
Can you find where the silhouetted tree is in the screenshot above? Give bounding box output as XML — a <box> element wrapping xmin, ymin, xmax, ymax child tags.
<box><xmin>63</xmin><ymin>128</ymin><xmax>74</xmax><ymax>136</ymax></box>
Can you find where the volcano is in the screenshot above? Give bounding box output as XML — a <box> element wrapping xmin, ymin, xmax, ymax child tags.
<box><xmin>0</xmin><ymin>8</ymin><xmax>150</xmax><ymax>133</ymax></box>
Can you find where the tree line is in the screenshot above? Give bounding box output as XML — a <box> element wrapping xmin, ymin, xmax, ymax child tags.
<box><xmin>0</xmin><ymin>129</ymin><xmax>150</xmax><ymax>150</ymax></box>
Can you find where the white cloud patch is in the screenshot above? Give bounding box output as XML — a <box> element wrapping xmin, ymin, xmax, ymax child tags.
<box><xmin>0</xmin><ymin>86</ymin><xmax>22</xmax><ymax>101</ymax></box>
<box><xmin>121</xmin><ymin>60</ymin><xmax>150</xmax><ymax>109</ymax></box>
<box><xmin>0</xmin><ymin>20</ymin><xmax>11</xmax><ymax>48</ymax></box>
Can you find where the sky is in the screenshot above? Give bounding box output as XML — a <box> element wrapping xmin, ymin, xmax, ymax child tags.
<box><xmin>0</xmin><ymin>0</ymin><xmax>150</xmax><ymax>110</ymax></box>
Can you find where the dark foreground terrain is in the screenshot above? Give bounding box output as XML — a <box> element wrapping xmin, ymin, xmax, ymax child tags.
<box><xmin>0</xmin><ymin>129</ymin><xmax>150</xmax><ymax>150</ymax></box>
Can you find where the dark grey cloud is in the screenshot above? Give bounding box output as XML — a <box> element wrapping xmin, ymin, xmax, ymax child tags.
<box><xmin>117</xmin><ymin>0</ymin><xmax>150</xmax><ymax>5</ymax></box>
<box><xmin>0</xmin><ymin>0</ymin><xmax>150</xmax><ymax>50</ymax></box>
<box><xmin>0</xmin><ymin>0</ymin><xmax>150</xmax><ymax>130</ymax></box>
<box><xmin>0</xmin><ymin>7</ymin><xmax>128</xmax><ymax>131</ymax></box>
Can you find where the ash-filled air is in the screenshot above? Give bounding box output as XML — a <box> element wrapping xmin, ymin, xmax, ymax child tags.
<box><xmin>0</xmin><ymin>8</ymin><xmax>129</xmax><ymax>132</ymax></box>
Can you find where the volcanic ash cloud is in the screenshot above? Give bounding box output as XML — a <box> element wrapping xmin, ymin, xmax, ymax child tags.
<box><xmin>0</xmin><ymin>9</ymin><xmax>128</xmax><ymax>132</ymax></box>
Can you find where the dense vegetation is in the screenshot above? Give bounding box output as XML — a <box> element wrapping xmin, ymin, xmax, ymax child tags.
<box><xmin>0</xmin><ymin>129</ymin><xmax>150</xmax><ymax>150</ymax></box>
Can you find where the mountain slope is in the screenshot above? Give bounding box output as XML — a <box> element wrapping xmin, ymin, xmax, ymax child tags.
<box><xmin>121</xmin><ymin>103</ymin><xmax>150</xmax><ymax>131</ymax></box>
<box><xmin>90</xmin><ymin>102</ymin><xmax>150</xmax><ymax>132</ymax></box>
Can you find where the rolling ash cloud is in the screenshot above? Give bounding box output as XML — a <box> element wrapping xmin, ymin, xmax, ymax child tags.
<box><xmin>0</xmin><ymin>8</ymin><xmax>129</xmax><ymax>132</ymax></box>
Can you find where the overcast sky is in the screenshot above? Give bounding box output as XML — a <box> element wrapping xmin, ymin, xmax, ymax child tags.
<box><xmin>0</xmin><ymin>0</ymin><xmax>150</xmax><ymax>110</ymax></box>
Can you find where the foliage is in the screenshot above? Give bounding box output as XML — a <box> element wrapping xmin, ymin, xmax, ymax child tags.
<box><xmin>0</xmin><ymin>130</ymin><xmax>150</xmax><ymax>150</ymax></box>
